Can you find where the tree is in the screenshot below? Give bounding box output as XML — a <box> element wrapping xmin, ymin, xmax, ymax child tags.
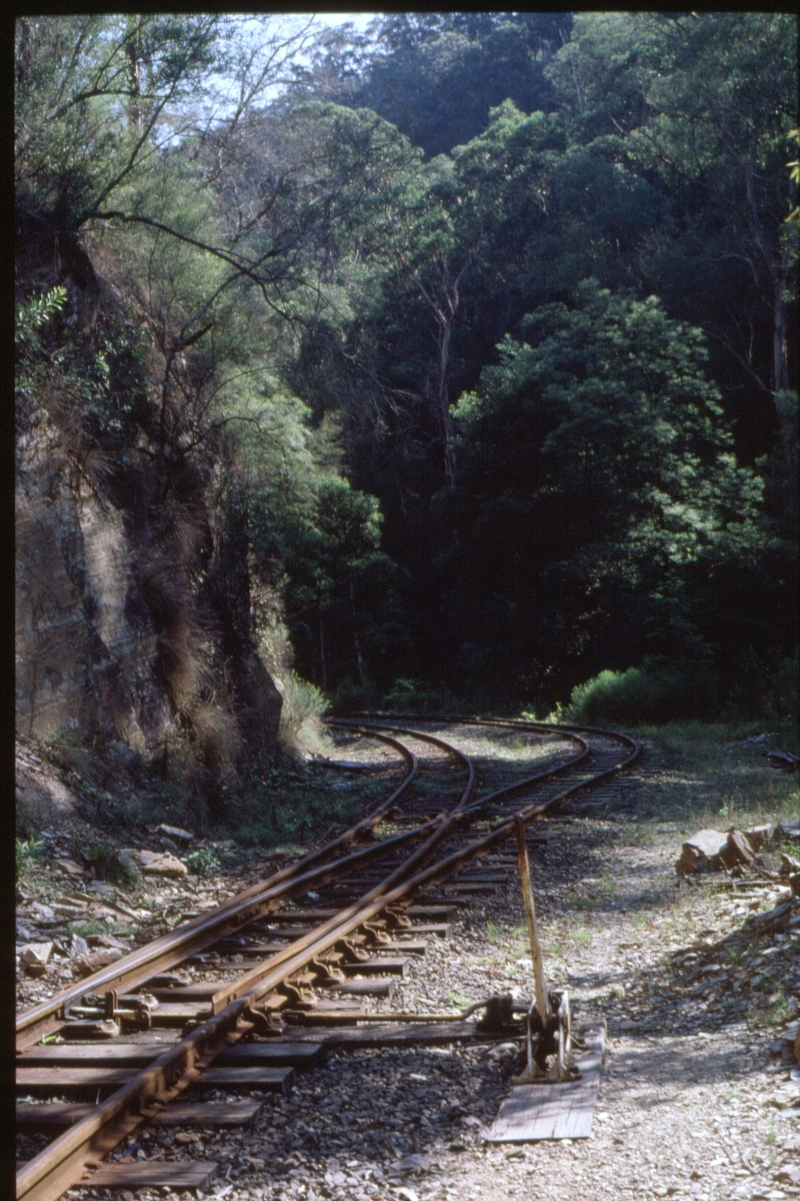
<box><xmin>545</xmin><ymin>13</ymin><xmax>798</xmax><ymax>439</ymax></box>
<box><xmin>439</xmin><ymin>281</ymin><xmax>765</xmax><ymax>703</ymax></box>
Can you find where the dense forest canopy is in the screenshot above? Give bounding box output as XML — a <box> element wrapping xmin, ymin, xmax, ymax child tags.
<box><xmin>15</xmin><ymin>12</ymin><xmax>798</xmax><ymax>738</ymax></box>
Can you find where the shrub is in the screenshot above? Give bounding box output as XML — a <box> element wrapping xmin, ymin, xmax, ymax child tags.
<box><xmin>329</xmin><ymin>677</ymin><xmax>380</xmax><ymax>713</ymax></box>
<box><xmin>83</xmin><ymin>840</ymin><xmax>140</xmax><ymax>885</ymax></box>
<box><xmin>16</xmin><ymin>836</ymin><xmax>44</xmax><ymax>879</ymax></box>
<box><xmin>382</xmin><ymin>677</ymin><xmax>460</xmax><ymax>715</ymax></box>
<box><xmin>183</xmin><ymin>847</ymin><xmax>221</xmax><ymax>877</ymax></box>
<box><xmin>561</xmin><ymin>661</ymin><xmax>717</xmax><ymax>725</ymax></box>
<box><xmin>774</xmin><ymin>648</ymin><xmax>799</xmax><ymax>719</ymax></box>
<box><xmin>278</xmin><ymin>671</ymin><xmax>329</xmax><ymax>751</ymax></box>
<box><xmin>225</xmin><ymin>768</ymin><xmax>358</xmax><ymax>848</ymax></box>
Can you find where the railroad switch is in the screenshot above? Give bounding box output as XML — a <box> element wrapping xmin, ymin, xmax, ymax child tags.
<box><xmin>330</xmin><ymin>937</ymin><xmax>371</xmax><ymax>963</ymax></box>
<box><xmin>512</xmin><ymin>813</ymin><xmax>581</xmax><ymax>1083</ymax></box>
<box><xmin>476</xmin><ymin>994</ymin><xmax>519</xmax><ymax>1033</ymax></box>
<box><xmin>309</xmin><ymin>957</ymin><xmax>345</xmax><ymax>984</ymax></box>
<box><xmin>63</xmin><ymin>991</ymin><xmax>159</xmax><ymax>1033</ymax></box>
<box><xmin>238</xmin><ymin>1004</ymin><xmax>286</xmax><ymax>1037</ymax></box>
<box><xmin>277</xmin><ymin>981</ymin><xmax>317</xmax><ymax>1008</ymax></box>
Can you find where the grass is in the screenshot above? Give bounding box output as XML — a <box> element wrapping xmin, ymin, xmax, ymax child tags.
<box><xmin>447</xmin><ymin>988</ymin><xmax>474</xmax><ymax>1009</ymax></box>
<box><xmin>486</xmin><ymin>919</ymin><xmax>501</xmax><ymax>944</ymax></box>
<box><xmin>633</xmin><ymin>721</ymin><xmax>800</xmax><ymax>829</ymax></box>
<box><xmin>67</xmin><ymin>920</ymin><xmax>113</xmax><ymax>937</ymax></box>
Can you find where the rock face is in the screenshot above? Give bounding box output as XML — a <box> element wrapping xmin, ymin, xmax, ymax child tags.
<box><xmin>16</xmin><ymin>419</ymin><xmax>155</xmax><ymax>748</ymax></box>
<box><xmin>15</xmin><ymin>237</ymin><xmax>282</xmax><ymax>775</ymax></box>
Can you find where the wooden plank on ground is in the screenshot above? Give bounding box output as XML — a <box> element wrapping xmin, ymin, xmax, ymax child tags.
<box><xmin>17</xmin><ymin>1067</ymin><xmax>139</xmax><ymax>1092</ymax></box>
<box><xmin>486</xmin><ymin>1027</ymin><xmax>605</xmax><ymax>1143</ymax></box>
<box><xmin>406</xmin><ymin>905</ymin><xmax>458</xmax><ymax>918</ymax></box>
<box><xmin>375</xmin><ymin>940</ymin><xmax>428</xmax><ymax>955</ymax></box>
<box><xmin>444</xmin><ymin>883</ymin><xmax>498</xmax><ymax>895</ymax></box>
<box><xmin>325</xmin><ymin>978</ymin><xmax>396</xmax><ymax>998</ymax></box>
<box><xmin>339</xmin><ymin>957</ymin><xmax>410</xmax><ymax>976</ymax></box>
<box><xmin>16</xmin><ymin>1101</ymin><xmax>261</xmax><ymax>1131</ymax></box>
<box><xmin>16</xmin><ymin>1103</ymin><xmax>96</xmax><ymax>1132</ymax></box>
<box><xmin>281</xmin><ymin>1021</ymin><xmax>511</xmax><ymax>1048</ymax></box>
<box><xmin>39</xmin><ymin>1027</ymin><xmax>321</xmax><ymax>1079</ymax></box>
<box><xmin>150</xmin><ymin>1101</ymin><xmax>262</xmax><ymax>1127</ymax></box>
<box><xmin>452</xmin><ymin>873</ymin><xmax>508</xmax><ymax>882</ymax></box>
<box><xmin>18</xmin><ymin>1065</ymin><xmax>294</xmax><ymax>1095</ymax></box>
<box><xmin>214</xmin><ymin>1042</ymin><xmax>325</xmax><ymax>1070</ymax></box>
<box><xmin>85</xmin><ymin>1161</ymin><xmax>218</xmax><ymax>1189</ymax></box>
<box><xmin>195</xmin><ymin>1066</ymin><xmax>294</xmax><ymax>1094</ymax></box>
<box><xmin>18</xmin><ymin>1045</ymin><xmax>163</xmax><ymax>1068</ymax></box>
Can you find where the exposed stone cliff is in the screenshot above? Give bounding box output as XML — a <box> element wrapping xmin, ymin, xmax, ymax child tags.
<box><xmin>15</xmin><ymin>231</ymin><xmax>282</xmax><ymax>792</ymax></box>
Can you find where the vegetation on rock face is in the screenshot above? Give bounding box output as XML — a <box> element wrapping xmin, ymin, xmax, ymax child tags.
<box><xmin>14</xmin><ymin>11</ymin><xmax>798</xmax><ymax>810</ymax></box>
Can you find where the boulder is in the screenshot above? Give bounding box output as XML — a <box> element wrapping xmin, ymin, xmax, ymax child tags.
<box><xmin>131</xmin><ymin>848</ymin><xmax>188</xmax><ymax>877</ymax></box>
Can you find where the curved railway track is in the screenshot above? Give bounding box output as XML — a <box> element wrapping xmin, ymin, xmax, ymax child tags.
<box><xmin>16</xmin><ymin>716</ymin><xmax>639</xmax><ymax>1201</ymax></box>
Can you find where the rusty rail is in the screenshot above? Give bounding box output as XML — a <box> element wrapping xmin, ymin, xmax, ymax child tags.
<box><xmin>17</xmin><ymin>717</ymin><xmax>638</xmax><ymax>1201</ymax></box>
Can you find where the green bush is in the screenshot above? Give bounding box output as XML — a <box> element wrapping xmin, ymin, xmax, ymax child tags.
<box><xmin>329</xmin><ymin>677</ymin><xmax>380</xmax><ymax>713</ymax></box>
<box><xmin>774</xmin><ymin>649</ymin><xmax>799</xmax><ymax>719</ymax></box>
<box><xmin>83</xmin><ymin>840</ymin><xmax>140</xmax><ymax>886</ymax></box>
<box><xmin>16</xmin><ymin>836</ymin><xmax>44</xmax><ymax>879</ymax></box>
<box><xmin>183</xmin><ymin>847</ymin><xmax>221</xmax><ymax>877</ymax></box>
<box><xmin>562</xmin><ymin>662</ymin><xmax>717</xmax><ymax>725</ymax></box>
<box><xmin>382</xmin><ymin>677</ymin><xmax>460</xmax><ymax>715</ymax></box>
<box><xmin>278</xmin><ymin>672</ymin><xmax>330</xmax><ymax>744</ymax></box>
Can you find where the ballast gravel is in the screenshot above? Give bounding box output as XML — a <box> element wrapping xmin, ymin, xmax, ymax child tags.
<box><xmin>24</xmin><ymin>731</ymin><xmax>799</xmax><ymax>1201</ymax></box>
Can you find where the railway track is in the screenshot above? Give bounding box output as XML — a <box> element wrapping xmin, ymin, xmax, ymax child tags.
<box><xmin>16</xmin><ymin>715</ymin><xmax>639</xmax><ymax>1201</ymax></box>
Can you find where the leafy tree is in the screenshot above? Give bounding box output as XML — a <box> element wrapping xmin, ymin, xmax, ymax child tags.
<box><xmin>439</xmin><ymin>281</ymin><xmax>765</xmax><ymax>704</ymax></box>
<box><xmin>545</xmin><ymin>13</ymin><xmax>798</xmax><ymax>443</ymax></box>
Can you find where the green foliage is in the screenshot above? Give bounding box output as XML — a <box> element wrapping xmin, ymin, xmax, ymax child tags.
<box><xmin>561</xmin><ymin>663</ymin><xmax>717</xmax><ymax>726</ymax></box>
<box><xmin>16</xmin><ymin>836</ymin><xmax>45</xmax><ymax>879</ymax></box>
<box><xmin>15</xmin><ymin>286</ymin><xmax>67</xmax><ymax>350</ymax></box>
<box><xmin>224</xmin><ymin>766</ymin><xmax>359</xmax><ymax>848</ymax></box>
<box><xmin>329</xmin><ymin>678</ymin><xmax>380</xmax><ymax>714</ymax></box>
<box><xmin>14</xmin><ymin>13</ymin><xmax>798</xmax><ymax>734</ymax></box>
<box><xmin>442</xmin><ymin>280</ymin><xmax>765</xmax><ymax>705</ymax></box>
<box><xmin>774</xmin><ymin>649</ymin><xmax>799</xmax><ymax>722</ymax></box>
<box><xmin>382</xmin><ymin>677</ymin><xmax>460</xmax><ymax>715</ymax></box>
<box><xmin>183</xmin><ymin>847</ymin><xmax>221</xmax><ymax>877</ymax></box>
<box><xmin>83</xmin><ymin>841</ymin><xmax>139</xmax><ymax>885</ymax></box>
<box><xmin>278</xmin><ymin>673</ymin><xmax>330</xmax><ymax>747</ymax></box>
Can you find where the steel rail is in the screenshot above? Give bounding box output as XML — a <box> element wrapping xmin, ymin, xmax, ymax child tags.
<box><xmin>208</xmin><ymin>724</ymin><xmax>478</xmax><ymax>1011</ymax></box>
<box><xmin>16</xmin><ymin>729</ymin><xmax>418</xmax><ymax>1047</ymax></box>
<box><xmin>17</xmin><ymin>719</ymin><xmax>636</xmax><ymax>1201</ymax></box>
<box><xmin>16</xmin><ymin>724</ymin><xmax>478</xmax><ymax>1201</ymax></box>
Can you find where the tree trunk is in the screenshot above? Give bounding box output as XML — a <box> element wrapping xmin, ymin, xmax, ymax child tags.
<box><xmin>773</xmin><ymin>264</ymin><xmax>790</xmax><ymax>395</ymax></box>
<box><xmin>350</xmin><ymin>581</ymin><xmax>368</xmax><ymax>687</ymax></box>
<box><xmin>438</xmin><ymin>315</ymin><xmax>457</xmax><ymax>486</ymax></box>
<box><xmin>318</xmin><ymin>607</ymin><xmax>328</xmax><ymax>694</ymax></box>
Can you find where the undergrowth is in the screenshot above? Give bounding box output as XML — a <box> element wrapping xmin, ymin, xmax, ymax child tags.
<box><xmin>221</xmin><ymin>764</ymin><xmax>361</xmax><ymax>848</ymax></box>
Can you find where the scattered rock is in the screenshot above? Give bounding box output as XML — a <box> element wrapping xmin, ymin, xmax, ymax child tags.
<box><xmin>72</xmin><ymin>947</ymin><xmax>124</xmax><ymax>977</ymax></box>
<box><xmin>57</xmin><ymin>857</ymin><xmax>85</xmax><ymax>876</ymax></box>
<box><xmin>676</xmin><ymin>827</ymin><xmax>765</xmax><ymax>875</ymax></box>
<box><xmin>67</xmin><ymin>934</ymin><xmax>89</xmax><ymax>958</ymax></box>
<box><xmin>155</xmin><ymin>824</ymin><xmax>194</xmax><ymax>845</ymax></box>
<box><xmin>129</xmin><ymin>849</ymin><xmax>188</xmax><ymax>877</ymax></box>
<box><xmin>19</xmin><ymin>941</ymin><xmax>53</xmax><ymax>975</ymax></box>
